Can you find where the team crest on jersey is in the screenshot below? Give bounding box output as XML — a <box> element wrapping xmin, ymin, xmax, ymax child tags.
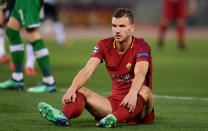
<box><xmin>92</xmin><ymin>46</ymin><xmax>98</xmax><ymax>54</ymax></box>
<box><xmin>126</xmin><ymin>63</ymin><xmax>131</xmax><ymax>70</ymax></box>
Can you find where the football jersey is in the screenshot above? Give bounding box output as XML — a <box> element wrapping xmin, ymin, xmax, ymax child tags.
<box><xmin>91</xmin><ymin>36</ymin><xmax>152</xmax><ymax>101</ymax></box>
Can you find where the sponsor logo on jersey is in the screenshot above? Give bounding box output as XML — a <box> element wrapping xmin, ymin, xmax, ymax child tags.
<box><xmin>138</xmin><ymin>52</ymin><xmax>149</xmax><ymax>57</ymax></box>
<box><xmin>93</xmin><ymin>46</ymin><xmax>98</xmax><ymax>54</ymax></box>
<box><xmin>112</xmin><ymin>73</ymin><xmax>132</xmax><ymax>83</ymax></box>
<box><xmin>126</xmin><ymin>63</ymin><xmax>131</xmax><ymax>70</ymax></box>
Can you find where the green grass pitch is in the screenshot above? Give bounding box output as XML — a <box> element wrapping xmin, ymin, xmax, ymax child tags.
<box><xmin>0</xmin><ymin>37</ymin><xmax>208</xmax><ymax>130</ymax></box>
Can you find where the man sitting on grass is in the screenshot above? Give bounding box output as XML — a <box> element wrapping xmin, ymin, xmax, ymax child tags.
<box><xmin>38</xmin><ymin>8</ymin><xmax>154</xmax><ymax>128</ymax></box>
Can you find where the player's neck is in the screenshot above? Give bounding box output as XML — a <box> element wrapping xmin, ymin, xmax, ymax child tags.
<box><xmin>116</xmin><ymin>36</ymin><xmax>132</xmax><ymax>54</ymax></box>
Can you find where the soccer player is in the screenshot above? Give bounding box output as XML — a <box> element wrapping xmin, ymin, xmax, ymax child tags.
<box><xmin>0</xmin><ymin>0</ymin><xmax>15</xmax><ymax>63</ymax></box>
<box><xmin>0</xmin><ymin>0</ymin><xmax>36</xmax><ymax>75</ymax></box>
<box><xmin>43</xmin><ymin>0</ymin><xmax>66</xmax><ymax>45</ymax></box>
<box><xmin>158</xmin><ymin>0</ymin><xmax>197</xmax><ymax>50</ymax></box>
<box><xmin>38</xmin><ymin>8</ymin><xmax>154</xmax><ymax>128</ymax></box>
<box><xmin>24</xmin><ymin>0</ymin><xmax>66</xmax><ymax>76</ymax></box>
<box><xmin>0</xmin><ymin>0</ymin><xmax>36</xmax><ymax>76</ymax></box>
<box><xmin>0</xmin><ymin>0</ymin><xmax>56</xmax><ymax>93</ymax></box>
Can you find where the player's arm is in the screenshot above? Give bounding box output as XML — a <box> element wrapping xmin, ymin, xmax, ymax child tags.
<box><xmin>62</xmin><ymin>57</ymin><xmax>101</xmax><ymax>105</ymax></box>
<box><xmin>69</xmin><ymin>57</ymin><xmax>101</xmax><ymax>92</ymax></box>
<box><xmin>0</xmin><ymin>0</ymin><xmax>6</xmax><ymax>26</ymax></box>
<box><xmin>120</xmin><ymin>61</ymin><xmax>149</xmax><ymax>112</ymax></box>
<box><xmin>0</xmin><ymin>9</ymin><xmax>4</xmax><ymax>25</ymax></box>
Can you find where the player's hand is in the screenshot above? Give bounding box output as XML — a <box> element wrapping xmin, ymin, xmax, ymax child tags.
<box><xmin>62</xmin><ymin>88</ymin><xmax>76</xmax><ymax>106</ymax></box>
<box><xmin>120</xmin><ymin>91</ymin><xmax>137</xmax><ymax>112</ymax></box>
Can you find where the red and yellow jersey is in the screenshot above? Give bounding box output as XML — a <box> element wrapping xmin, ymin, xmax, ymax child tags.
<box><xmin>91</xmin><ymin>36</ymin><xmax>152</xmax><ymax>101</ymax></box>
<box><xmin>163</xmin><ymin>0</ymin><xmax>187</xmax><ymax>20</ymax></box>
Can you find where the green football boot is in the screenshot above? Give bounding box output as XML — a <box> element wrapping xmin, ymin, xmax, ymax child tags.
<box><xmin>27</xmin><ymin>83</ymin><xmax>56</xmax><ymax>93</ymax></box>
<box><xmin>38</xmin><ymin>102</ymin><xmax>69</xmax><ymax>126</ymax></box>
<box><xmin>96</xmin><ymin>114</ymin><xmax>117</xmax><ymax>128</ymax></box>
<box><xmin>0</xmin><ymin>79</ymin><xmax>24</xmax><ymax>90</ymax></box>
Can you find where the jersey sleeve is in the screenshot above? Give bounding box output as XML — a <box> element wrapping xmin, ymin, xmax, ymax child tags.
<box><xmin>136</xmin><ymin>41</ymin><xmax>151</xmax><ymax>63</ymax></box>
<box><xmin>91</xmin><ymin>40</ymin><xmax>104</xmax><ymax>61</ymax></box>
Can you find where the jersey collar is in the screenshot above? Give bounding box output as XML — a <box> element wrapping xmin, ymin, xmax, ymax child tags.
<box><xmin>113</xmin><ymin>37</ymin><xmax>134</xmax><ymax>49</ymax></box>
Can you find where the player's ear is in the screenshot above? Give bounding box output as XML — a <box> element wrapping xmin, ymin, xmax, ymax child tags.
<box><xmin>131</xmin><ymin>24</ymin><xmax>135</xmax><ymax>32</ymax></box>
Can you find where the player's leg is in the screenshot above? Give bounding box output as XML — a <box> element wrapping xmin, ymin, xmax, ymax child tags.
<box><xmin>12</xmin><ymin>0</ymin><xmax>56</xmax><ymax>92</ymax></box>
<box><xmin>158</xmin><ymin>0</ymin><xmax>172</xmax><ymax>49</ymax></box>
<box><xmin>123</xmin><ymin>90</ymin><xmax>154</xmax><ymax>124</ymax></box>
<box><xmin>0</xmin><ymin>10</ymin><xmax>10</xmax><ymax>63</ymax></box>
<box><xmin>78</xmin><ymin>88</ymin><xmax>112</xmax><ymax>117</ymax></box>
<box><xmin>44</xmin><ymin>3</ymin><xmax>66</xmax><ymax>45</ymax></box>
<box><xmin>0</xmin><ymin>17</ymin><xmax>24</xmax><ymax>89</ymax></box>
<box><xmin>158</xmin><ymin>18</ymin><xmax>170</xmax><ymax>48</ymax></box>
<box><xmin>138</xmin><ymin>90</ymin><xmax>154</xmax><ymax>124</ymax></box>
<box><xmin>38</xmin><ymin>87</ymin><xmax>112</xmax><ymax>126</ymax></box>
<box><xmin>25</xmin><ymin>27</ymin><xmax>56</xmax><ymax>93</ymax></box>
<box><xmin>176</xmin><ymin>1</ymin><xmax>187</xmax><ymax>50</ymax></box>
<box><xmin>25</xmin><ymin>42</ymin><xmax>37</xmax><ymax>76</ymax></box>
<box><xmin>62</xmin><ymin>87</ymin><xmax>112</xmax><ymax>119</ymax></box>
<box><xmin>38</xmin><ymin>101</ymin><xmax>70</xmax><ymax>126</ymax></box>
<box><xmin>97</xmin><ymin>85</ymin><xmax>154</xmax><ymax>128</ymax></box>
<box><xmin>37</xmin><ymin>92</ymin><xmax>87</xmax><ymax>126</ymax></box>
<box><xmin>6</xmin><ymin>17</ymin><xmax>23</xmax><ymax>78</ymax></box>
<box><xmin>177</xmin><ymin>19</ymin><xmax>186</xmax><ymax>50</ymax></box>
<box><xmin>53</xmin><ymin>21</ymin><xmax>66</xmax><ymax>45</ymax></box>
<box><xmin>0</xmin><ymin>26</ymin><xmax>10</xmax><ymax>63</ymax></box>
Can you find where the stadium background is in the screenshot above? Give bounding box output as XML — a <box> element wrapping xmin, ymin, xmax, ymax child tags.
<box><xmin>42</xmin><ymin>0</ymin><xmax>208</xmax><ymax>39</ymax></box>
<box><xmin>58</xmin><ymin>0</ymin><xmax>208</xmax><ymax>26</ymax></box>
<box><xmin>0</xmin><ymin>0</ymin><xmax>208</xmax><ymax>130</ymax></box>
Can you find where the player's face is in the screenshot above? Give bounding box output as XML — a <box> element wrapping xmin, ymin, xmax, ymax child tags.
<box><xmin>112</xmin><ymin>16</ymin><xmax>135</xmax><ymax>43</ymax></box>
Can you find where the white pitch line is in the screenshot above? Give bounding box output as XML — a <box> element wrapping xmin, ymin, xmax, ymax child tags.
<box><xmin>57</xmin><ymin>88</ymin><xmax>208</xmax><ymax>101</ymax></box>
<box><xmin>58</xmin><ymin>88</ymin><xmax>67</xmax><ymax>92</ymax></box>
<box><xmin>153</xmin><ymin>94</ymin><xmax>208</xmax><ymax>101</ymax></box>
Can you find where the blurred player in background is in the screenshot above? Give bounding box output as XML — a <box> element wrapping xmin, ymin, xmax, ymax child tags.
<box><xmin>25</xmin><ymin>0</ymin><xmax>66</xmax><ymax>76</ymax></box>
<box><xmin>43</xmin><ymin>0</ymin><xmax>66</xmax><ymax>45</ymax></box>
<box><xmin>0</xmin><ymin>0</ymin><xmax>15</xmax><ymax>64</ymax></box>
<box><xmin>158</xmin><ymin>0</ymin><xmax>197</xmax><ymax>50</ymax></box>
<box><xmin>37</xmin><ymin>8</ymin><xmax>154</xmax><ymax>128</ymax></box>
<box><xmin>0</xmin><ymin>0</ymin><xmax>56</xmax><ymax>93</ymax></box>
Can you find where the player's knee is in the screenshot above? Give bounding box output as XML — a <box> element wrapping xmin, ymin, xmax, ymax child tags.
<box><xmin>78</xmin><ymin>87</ymin><xmax>92</xmax><ymax>98</ymax></box>
<box><xmin>139</xmin><ymin>86</ymin><xmax>151</xmax><ymax>101</ymax></box>
<box><xmin>7</xmin><ymin>17</ymin><xmax>22</xmax><ymax>30</ymax></box>
<box><xmin>140</xmin><ymin>85</ymin><xmax>150</xmax><ymax>95</ymax></box>
<box><xmin>26</xmin><ymin>28</ymin><xmax>41</xmax><ymax>42</ymax></box>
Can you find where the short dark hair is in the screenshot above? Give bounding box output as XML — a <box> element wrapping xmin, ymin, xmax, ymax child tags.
<box><xmin>112</xmin><ymin>8</ymin><xmax>134</xmax><ymax>24</ymax></box>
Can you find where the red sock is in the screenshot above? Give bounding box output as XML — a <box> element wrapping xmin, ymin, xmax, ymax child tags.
<box><xmin>177</xmin><ymin>25</ymin><xmax>185</xmax><ymax>45</ymax></box>
<box><xmin>62</xmin><ymin>92</ymin><xmax>86</xmax><ymax>119</ymax></box>
<box><xmin>112</xmin><ymin>95</ymin><xmax>145</xmax><ymax>123</ymax></box>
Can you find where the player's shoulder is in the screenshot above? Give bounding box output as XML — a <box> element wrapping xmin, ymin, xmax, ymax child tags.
<box><xmin>97</xmin><ymin>37</ymin><xmax>114</xmax><ymax>48</ymax></box>
<box><xmin>133</xmin><ymin>36</ymin><xmax>151</xmax><ymax>49</ymax></box>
